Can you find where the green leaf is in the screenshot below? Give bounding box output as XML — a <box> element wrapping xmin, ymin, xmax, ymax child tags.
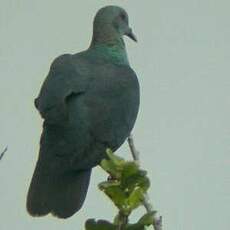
<box><xmin>100</xmin><ymin>159</ymin><xmax>121</xmax><ymax>178</ymax></box>
<box><xmin>102</xmin><ymin>185</ymin><xmax>127</xmax><ymax>210</ymax></box>
<box><xmin>138</xmin><ymin>212</ymin><xmax>155</xmax><ymax>226</ymax></box>
<box><xmin>96</xmin><ymin>149</ymin><xmax>154</xmax><ymax>229</ymax></box>
<box><xmin>125</xmin><ymin>213</ymin><xmax>155</xmax><ymax>230</ymax></box>
<box><xmin>122</xmin><ymin>161</ymin><xmax>139</xmax><ymax>180</ymax></box>
<box><xmin>100</xmin><ymin>149</ymin><xmax>127</xmax><ymax>178</ymax></box>
<box><xmin>125</xmin><ymin>223</ymin><xmax>146</xmax><ymax>230</ymax></box>
<box><xmin>85</xmin><ymin>219</ymin><xmax>116</xmax><ymax>230</ymax></box>
<box><xmin>121</xmin><ymin>171</ymin><xmax>150</xmax><ymax>194</ymax></box>
<box><xmin>98</xmin><ymin>180</ymin><xmax>120</xmax><ymax>190</ymax></box>
<box><xmin>127</xmin><ymin>187</ymin><xmax>145</xmax><ymax>210</ymax></box>
<box><xmin>106</xmin><ymin>148</ymin><xmax>125</xmax><ymax>165</ymax></box>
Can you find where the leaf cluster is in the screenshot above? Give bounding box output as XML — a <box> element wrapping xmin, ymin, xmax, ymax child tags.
<box><xmin>85</xmin><ymin>149</ymin><xmax>152</xmax><ymax>230</ymax></box>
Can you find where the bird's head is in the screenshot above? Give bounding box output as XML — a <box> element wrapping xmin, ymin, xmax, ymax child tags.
<box><xmin>91</xmin><ymin>6</ymin><xmax>137</xmax><ymax>45</ymax></box>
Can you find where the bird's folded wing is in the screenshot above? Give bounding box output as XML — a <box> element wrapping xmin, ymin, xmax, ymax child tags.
<box><xmin>35</xmin><ymin>54</ymin><xmax>88</xmax><ymax>123</ymax></box>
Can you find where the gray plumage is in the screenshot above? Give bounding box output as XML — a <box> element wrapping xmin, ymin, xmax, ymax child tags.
<box><xmin>27</xmin><ymin>5</ymin><xmax>140</xmax><ymax>219</ymax></box>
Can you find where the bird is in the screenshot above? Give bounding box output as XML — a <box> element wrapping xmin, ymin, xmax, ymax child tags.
<box><xmin>27</xmin><ymin>5</ymin><xmax>140</xmax><ymax>219</ymax></box>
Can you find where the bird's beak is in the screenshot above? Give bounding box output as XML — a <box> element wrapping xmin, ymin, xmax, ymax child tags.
<box><xmin>125</xmin><ymin>28</ymin><xmax>137</xmax><ymax>42</ymax></box>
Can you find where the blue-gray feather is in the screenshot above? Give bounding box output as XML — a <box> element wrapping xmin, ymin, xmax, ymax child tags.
<box><xmin>27</xmin><ymin>5</ymin><xmax>139</xmax><ymax>219</ymax></box>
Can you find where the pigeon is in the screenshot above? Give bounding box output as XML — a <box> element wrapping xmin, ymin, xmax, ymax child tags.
<box><xmin>27</xmin><ymin>5</ymin><xmax>140</xmax><ymax>219</ymax></box>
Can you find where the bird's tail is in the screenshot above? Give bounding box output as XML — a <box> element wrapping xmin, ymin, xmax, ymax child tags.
<box><xmin>26</xmin><ymin>158</ymin><xmax>91</xmax><ymax>218</ymax></box>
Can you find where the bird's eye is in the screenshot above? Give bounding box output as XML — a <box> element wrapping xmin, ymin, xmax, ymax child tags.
<box><xmin>120</xmin><ymin>13</ymin><xmax>126</xmax><ymax>21</ymax></box>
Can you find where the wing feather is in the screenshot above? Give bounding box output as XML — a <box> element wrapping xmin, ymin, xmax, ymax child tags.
<box><xmin>35</xmin><ymin>54</ymin><xmax>88</xmax><ymax>123</ymax></box>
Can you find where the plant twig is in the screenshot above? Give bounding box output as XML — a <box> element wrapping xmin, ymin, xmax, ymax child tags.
<box><xmin>0</xmin><ymin>147</ymin><xmax>7</xmax><ymax>161</ymax></box>
<box><xmin>117</xmin><ymin>211</ymin><xmax>128</xmax><ymax>230</ymax></box>
<box><xmin>127</xmin><ymin>134</ymin><xmax>162</xmax><ymax>230</ymax></box>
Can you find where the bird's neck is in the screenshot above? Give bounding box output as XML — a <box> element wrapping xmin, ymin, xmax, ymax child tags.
<box><xmin>89</xmin><ymin>38</ymin><xmax>130</xmax><ymax>66</ymax></box>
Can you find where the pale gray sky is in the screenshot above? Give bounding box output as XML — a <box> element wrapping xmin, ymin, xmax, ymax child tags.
<box><xmin>0</xmin><ymin>0</ymin><xmax>229</xmax><ymax>229</ymax></box>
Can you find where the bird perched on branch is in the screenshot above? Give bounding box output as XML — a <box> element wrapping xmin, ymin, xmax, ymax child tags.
<box><xmin>27</xmin><ymin>5</ymin><xmax>140</xmax><ymax>219</ymax></box>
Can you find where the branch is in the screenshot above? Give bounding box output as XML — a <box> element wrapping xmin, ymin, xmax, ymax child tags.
<box><xmin>86</xmin><ymin>142</ymin><xmax>158</xmax><ymax>229</ymax></box>
<box><xmin>0</xmin><ymin>147</ymin><xmax>7</xmax><ymax>161</ymax></box>
<box><xmin>128</xmin><ymin>134</ymin><xmax>162</xmax><ymax>230</ymax></box>
<box><xmin>117</xmin><ymin>211</ymin><xmax>128</xmax><ymax>230</ymax></box>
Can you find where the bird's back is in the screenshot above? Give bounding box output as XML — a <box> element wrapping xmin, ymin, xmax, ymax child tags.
<box><xmin>70</xmin><ymin>50</ymin><xmax>140</xmax><ymax>163</ymax></box>
<box><xmin>52</xmin><ymin>51</ymin><xmax>140</xmax><ymax>168</ymax></box>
